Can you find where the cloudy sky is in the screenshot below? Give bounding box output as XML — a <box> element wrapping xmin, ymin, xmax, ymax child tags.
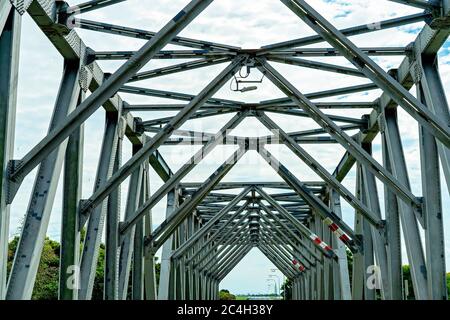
<box><xmin>9</xmin><ymin>0</ymin><xmax>450</xmax><ymax>295</ymax></box>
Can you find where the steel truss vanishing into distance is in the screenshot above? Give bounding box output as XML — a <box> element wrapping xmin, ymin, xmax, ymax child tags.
<box><xmin>0</xmin><ymin>0</ymin><xmax>449</xmax><ymax>300</ymax></box>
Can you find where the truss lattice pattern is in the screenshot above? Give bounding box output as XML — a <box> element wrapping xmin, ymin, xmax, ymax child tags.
<box><xmin>1</xmin><ymin>0</ymin><xmax>449</xmax><ymax>300</ymax></box>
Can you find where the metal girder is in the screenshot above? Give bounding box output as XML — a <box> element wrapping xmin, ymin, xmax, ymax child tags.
<box><xmin>104</xmin><ymin>136</ymin><xmax>123</xmax><ymax>300</ymax></box>
<box><xmin>79</xmin><ymin>111</ymin><xmax>120</xmax><ymax>300</ymax></box>
<box><xmin>387</xmin><ymin>0</ymin><xmax>438</xmax><ymax>9</ymax></box>
<box><xmin>280</xmin><ymin>0</ymin><xmax>450</xmax><ymax>147</ymax></box>
<box><xmin>147</xmin><ymin>147</ymin><xmax>248</xmax><ymax>251</ymax></box>
<box><xmin>259</xmin><ymin>83</ymin><xmax>378</xmax><ymax>106</ymax></box>
<box><xmin>333</xmin><ymin>19</ymin><xmax>450</xmax><ymax>183</ymax></box>
<box><xmin>93</xmin><ymin>49</ymin><xmax>234</xmax><ymax>60</ymax></box>
<box><xmin>117</xmin><ymin>155</ymin><xmax>143</xmax><ymax>300</ymax></box>
<box><xmin>267</xmin><ymin>55</ymin><xmax>364</xmax><ymax>77</ymax></box>
<box><xmin>68</xmin><ymin>0</ymin><xmax>127</xmax><ymax>15</ymax></box>
<box><xmin>257</xmin><ymin>212</ymin><xmax>317</xmax><ymax>266</ymax></box>
<box><xmin>329</xmin><ymin>190</ymin><xmax>351</xmax><ymax>300</ymax></box>
<box><xmin>60</xmin><ymin>91</ymin><xmax>85</xmax><ymax>300</ymax></box>
<box><xmin>257</xmin><ymin>60</ymin><xmax>421</xmax><ymax>210</ymax></box>
<box><xmin>259</xmin><ymin>12</ymin><xmax>430</xmax><ymax>52</ymax></box>
<box><xmin>0</xmin><ymin>4</ymin><xmax>20</xmax><ymax>300</ymax></box>
<box><xmin>180</xmin><ymin>181</ymin><xmax>325</xmax><ymax>190</ymax></box>
<box><xmin>196</xmin><ymin>226</ymin><xmax>252</xmax><ymax>271</ymax></box>
<box><xmin>259</xmin><ymin>229</ymin><xmax>311</xmax><ymax>271</ymax></box>
<box><xmin>266</xmin><ymin>47</ymin><xmax>408</xmax><ymax>57</ymax></box>
<box><xmin>119</xmin><ymin>85</ymin><xmax>243</xmax><ymax>106</ymax></box>
<box><xmin>256</xmin><ymin>112</ymin><xmax>382</xmax><ymax>228</ymax></box>
<box><xmin>383</xmin><ymin>109</ymin><xmax>429</xmax><ymax>300</ymax></box>
<box><xmin>256</xmin><ymin>188</ymin><xmax>336</xmax><ymax>259</ymax></box>
<box><xmin>418</xmin><ymin>54</ymin><xmax>450</xmax><ymax>190</ymax></box>
<box><xmin>215</xmin><ymin>245</ymin><xmax>253</xmax><ymax>281</ymax></box>
<box><xmin>76</xmin><ymin>18</ymin><xmax>240</xmax><ymax>52</ymax></box>
<box><xmin>119</xmin><ymin>111</ymin><xmax>248</xmax><ymax>235</ymax></box>
<box><xmin>8</xmin><ymin>0</ymin><xmax>218</xmax><ymax>189</ymax></box>
<box><xmin>256</xmin><ymin>146</ymin><xmax>360</xmax><ymax>252</ymax></box>
<box><xmin>79</xmin><ymin>58</ymin><xmax>244</xmax><ymax>218</ymax></box>
<box><xmin>142</xmin><ymin>109</ymin><xmax>237</xmax><ymax>127</ymax></box>
<box><xmin>2</xmin><ymin>0</ymin><xmax>448</xmax><ymax>302</ymax></box>
<box><xmin>128</xmin><ymin>57</ymin><xmax>233</xmax><ymax>82</ymax></box>
<box><xmin>171</xmin><ymin>188</ymin><xmax>252</xmax><ymax>260</ymax></box>
<box><xmin>417</xmin><ymin>57</ymin><xmax>448</xmax><ymax>300</ymax></box>
<box><xmin>158</xmin><ymin>189</ymin><xmax>179</xmax><ymax>300</ymax></box>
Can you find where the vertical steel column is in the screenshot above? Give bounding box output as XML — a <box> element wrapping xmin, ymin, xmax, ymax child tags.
<box><xmin>322</xmin><ymin>217</ymin><xmax>332</xmax><ymax>300</ymax></box>
<box><xmin>361</xmin><ymin>142</ymin><xmax>390</xmax><ymax>299</ymax></box>
<box><xmin>183</xmin><ymin>214</ymin><xmax>193</xmax><ymax>300</ymax></box>
<box><xmin>381</xmin><ymin>132</ymin><xmax>402</xmax><ymax>300</ymax></box>
<box><xmin>158</xmin><ymin>189</ymin><xmax>179</xmax><ymax>300</ymax></box>
<box><xmin>7</xmin><ymin>61</ymin><xmax>81</xmax><ymax>300</ymax></box>
<box><xmin>59</xmin><ymin>91</ymin><xmax>85</xmax><ymax>300</ymax></box>
<box><xmin>118</xmin><ymin>149</ymin><xmax>143</xmax><ymax>299</ymax></box>
<box><xmin>79</xmin><ymin>111</ymin><xmax>119</xmax><ymax>300</ymax></box>
<box><xmin>105</xmin><ymin>123</ymin><xmax>124</xmax><ymax>300</ymax></box>
<box><xmin>419</xmin><ymin>55</ymin><xmax>450</xmax><ymax>188</ymax></box>
<box><xmin>0</xmin><ymin>4</ymin><xmax>20</xmax><ymax>300</ymax></box>
<box><xmin>132</xmin><ymin>166</ymin><xmax>146</xmax><ymax>300</ymax></box>
<box><xmin>8</xmin><ymin>0</ymin><xmax>219</xmax><ymax>184</ymax></box>
<box><xmin>313</xmin><ymin>214</ymin><xmax>323</xmax><ymax>300</ymax></box>
<box><xmin>143</xmin><ymin>162</ymin><xmax>157</xmax><ymax>300</ymax></box>
<box><xmin>359</xmin><ymin>164</ymin><xmax>375</xmax><ymax>300</ymax></box>
<box><xmin>352</xmin><ymin>165</ymin><xmax>366</xmax><ymax>300</ymax></box>
<box><xmin>417</xmin><ymin>68</ymin><xmax>447</xmax><ymax>300</ymax></box>
<box><xmin>329</xmin><ymin>190</ymin><xmax>351</xmax><ymax>300</ymax></box>
<box><xmin>383</xmin><ymin>108</ymin><xmax>428</xmax><ymax>300</ymax></box>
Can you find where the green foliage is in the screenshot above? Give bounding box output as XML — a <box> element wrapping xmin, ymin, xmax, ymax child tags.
<box><xmin>447</xmin><ymin>273</ymin><xmax>450</xmax><ymax>299</ymax></box>
<box><xmin>8</xmin><ymin>236</ymin><xmax>60</xmax><ymax>300</ymax></box>
<box><xmin>219</xmin><ymin>289</ymin><xmax>236</xmax><ymax>300</ymax></box>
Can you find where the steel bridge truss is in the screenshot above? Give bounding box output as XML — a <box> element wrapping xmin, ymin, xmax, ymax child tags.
<box><xmin>1</xmin><ymin>0</ymin><xmax>449</xmax><ymax>300</ymax></box>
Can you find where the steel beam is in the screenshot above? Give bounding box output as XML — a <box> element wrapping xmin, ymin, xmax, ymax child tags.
<box><xmin>80</xmin><ymin>58</ymin><xmax>244</xmax><ymax>218</ymax></box>
<box><xmin>68</xmin><ymin>0</ymin><xmax>127</xmax><ymax>15</ymax></box>
<box><xmin>7</xmin><ymin>62</ymin><xmax>81</xmax><ymax>300</ymax></box>
<box><xmin>260</xmin><ymin>13</ymin><xmax>429</xmax><ymax>52</ymax></box>
<box><xmin>104</xmin><ymin>137</ymin><xmax>123</xmax><ymax>300</ymax></box>
<box><xmin>148</xmin><ymin>147</ymin><xmax>247</xmax><ymax>250</ymax></box>
<box><xmin>76</xmin><ymin>18</ymin><xmax>240</xmax><ymax>52</ymax></box>
<box><xmin>0</xmin><ymin>4</ymin><xmax>20</xmax><ymax>300</ymax></box>
<box><xmin>118</xmin><ymin>155</ymin><xmax>143</xmax><ymax>300</ymax></box>
<box><xmin>9</xmin><ymin>0</ymin><xmax>218</xmax><ymax>188</ymax></box>
<box><xmin>256</xmin><ymin>112</ymin><xmax>382</xmax><ymax>227</ymax></box>
<box><xmin>171</xmin><ymin>188</ymin><xmax>252</xmax><ymax>260</ymax></box>
<box><xmin>78</xmin><ymin>111</ymin><xmax>120</xmax><ymax>300</ymax></box>
<box><xmin>257</xmin><ymin>146</ymin><xmax>359</xmax><ymax>252</ymax></box>
<box><xmin>120</xmin><ymin>111</ymin><xmax>247</xmax><ymax>235</ymax></box>
<box><xmin>257</xmin><ymin>60</ymin><xmax>421</xmax><ymax>209</ymax></box>
<box><xmin>157</xmin><ymin>190</ymin><xmax>179</xmax><ymax>300</ymax></box>
<box><xmin>280</xmin><ymin>0</ymin><xmax>450</xmax><ymax>147</ymax></box>
<box><xmin>383</xmin><ymin>109</ymin><xmax>428</xmax><ymax>300</ymax></box>
<box><xmin>417</xmin><ymin>70</ymin><xmax>447</xmax><ymax>300</ymax></box>
<box><xmin>59</xmin><ymin>91</ymin><xmax>85</xmax><ymax>300</ymax></box>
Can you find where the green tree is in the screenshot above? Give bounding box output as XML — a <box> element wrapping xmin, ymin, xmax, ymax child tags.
<box><xmin>219</xmin><ymin>289</ymin><xmax>236</xmax><ymax>300</ymax></box>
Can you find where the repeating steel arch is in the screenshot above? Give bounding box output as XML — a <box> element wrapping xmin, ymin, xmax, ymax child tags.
<box><xmin>0</xmin><ymin>0</ymin><xmax>449</xmax><ymax>300</ymax></box>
